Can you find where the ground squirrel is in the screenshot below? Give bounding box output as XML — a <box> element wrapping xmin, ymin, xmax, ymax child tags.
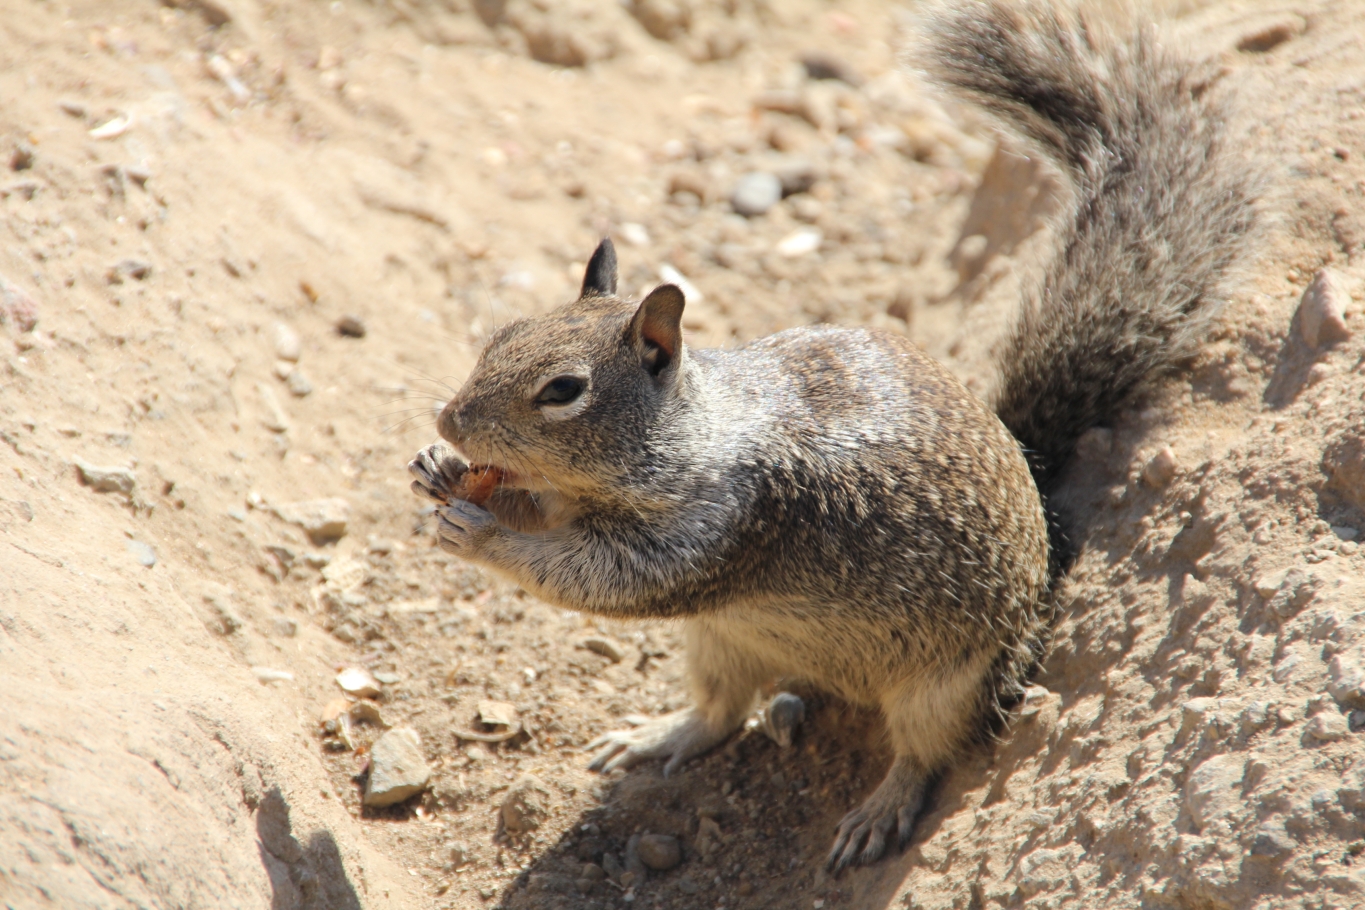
<box><xmin>409</xmin><ymin>0</ymin><xmax>1258</xmax><ymax>871</ymax></box>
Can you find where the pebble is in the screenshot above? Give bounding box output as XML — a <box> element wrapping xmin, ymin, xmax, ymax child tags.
<box><xmin>1019</xmin><ymin>684</ymin><xmax>1052</xmax><ymax>717</ymax></box>
<box><xmin>0</xmin><ymin>273</ymin><xmax>38</xmax><ymax>332</ymax></box>
<box><xmin>274</xmin><ymin>497</ymin><xmax>349</xmax><ymax>544</ymax></box>
<box><xmin>772</xmin><ymin>157</ymin><xmax>817</xmax><ymax>196</ymax></box>
<box><xmin>478</xmin><ymin>700</ymin><xmax>519</xmax><ymax>728</ymax></box>
<box><xmin>500</xmin><ymin>774</ymin><xmax>551</xmax><ymax>836</ymax></box>
<box><xmin>336</xmin><ymin>314</ymin><xmax>367</xmax><ymax>338</ymax></box>
<box><xmin>336</xmin><ymin>667</ymin><xmax>382</xmax><ymax>698</ymax></box>
<box><xmin>775</xmin><ymin>228</ymin><xmax>822</xmax><ymax>258</ymax></box>
<box><xmin>373</xmin><ymin>671</ymin><xmax>401</xmax><ymax>685</ymax></box>
<box><xmin>731</xmin><ymin>172</ymin><xmax>783</xmax><ymax>217</ymax></box>
<box><xmin>800</xmin><ymin>52</ymin><xmax>862</xmax><ymax>86</ymax></box>
<box><xmin>252</xmin><ymin>666</ymin><xmax>294</xmax><ymax>684</ymax></box>
<box><xmin>624</xmin><ymin>833</ymin><xmax>647</xmax><ymax>882</ymax></box>
<box><xmin>273</xmin><ymin>323</ymin><xmax>302</xmax><ymax>361</ymax></box>
<box><xmin>257</xmin><ymin>382</ymin><xmax>290</xmax><ymax>433</ymax></box>
<box><xmin>636</xmin><ymin>834</ymin><xmax>682</xmax><ymax>871</ymax></box>
<box><xmin>1328</xmin><ymin>653</ymin><xmax>1365</xmax><ymax>709</ymax></box>
<box><xmin>10</xmin><ymin>143</ymin><xmax>34</xmax><ymax>171</ymax></box>
<box><xmin>760</xmin><ymin>692</ymin><xmax>806</xmax><ymax>747</ymax></box>
<box><xmin>76</xmin><ymin>462</ymin><xmax>136</xmax><ymax>497</ymax></box>
<box><xmin>1141</xmin><ymin>446</ymin><xmax>1178</xmax><ymax>488</ymax></box>
<box><xmin>286</xmin><ymin>369</ymin><xmax>313</xmax><ymax>398</ymax></box>
<box><xmin>1306</xmin><ymin>712</ymin><xmax>1350</xmax><ymax>742</ymax></box>
<box><xmin>619</xmin><ymin>222</ymin><xmax>650</xmax><ymax>247</ymax></box>
<box><xmin>106</xmin><ymin>259</ymin><xmax>152</xmax><ymax>284</ymax></box>
<box><xmin>582</xmin><ymin>637</ymin><xmax>625</xmax><ymax>662</ymax></box>
<box><xmin>125</xmin><ymin>539</ymin><xmax>156</xmax><ymax>567</ymax></box>
<box><xmin>89</xmin><ymin>114</ymin><xmax>131</xmax><ymax>140</ymax></box>
<box><xmin>1184</xmin><ymin>754</ymin><xmax>1244</xmax><ymax>831</ymax></box>
<box><xmin>363</xmin><ymin>727</ymin><xmax>431</xmax><ymax>807</ymax></box>
<box><xmin>1298</xmin><ymin>268</ymin><xmax>1352</xmax><ymax>347</ymax></box>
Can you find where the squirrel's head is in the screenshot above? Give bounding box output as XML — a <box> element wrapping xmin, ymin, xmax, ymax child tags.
<box><xmin>438</xmin><ymin>238</ymin><xmax>690</xmax><ymax>496</ymax></box>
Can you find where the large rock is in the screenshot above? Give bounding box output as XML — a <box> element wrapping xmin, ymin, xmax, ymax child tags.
<box><xmin>363</xmin><ymin>728</ymin><xmax>431</xmax><ymax>808</ymax></box>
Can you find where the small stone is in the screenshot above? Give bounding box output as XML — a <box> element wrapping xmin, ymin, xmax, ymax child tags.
<box><xmin>273</xmin><ymin>617</ymin><xmax>297</xmax><ymax>638</ymax></box>
<box><xmin>775</xmin><ymin>228</ymin><xmax>822</xmax><ymax>258</ymax></box>
<box><xmin>336</xmin><ymin>667</ymin><xmax>382</xmax><ymax>698</ymax></box>
<box><xmin>125</xmin><ymin>539</ymin><xmax>156</xmax><ymax>567</ymax></box>
<box><xmin>636</xmin><ymin>834</ymin><xmax>682</xmax><ymax>871</ymax></box>
<box><xmin>257</xmin><ymin>382</ymin><xmax>290</xmax><ymax>433</ymax></box>
<box><xmin>319</xmin><ymin>698</ymin><xmax>351</xmax><ymax>724</ymax></box>
<box><xmin>1249</xmin><ymin>825</ymin><xmax>1295</xmax><ymax>859</ymax></box>
<box><xmin>275</xmin><ymin>498</ymin><xmax>349</xmax><ymax>544</ymax></box>
<box><xmin>1329</xmin><ymin>654</ymin><xmax>1365</xmax><ymax>709</ymax></box>
<box><xmin>478</xmin><ymin>700</ymin><xmax>519</xmax><ymax>728</ymax></box>
<box><xmin>624</xmin><ymin>833</ymin><xmax>647</xmax><ymax>881</ymax></box>
<box><xmin>580</xmin><ymin>862</ymin><xmax>606</xmax><ymax>881</ymax></box>
<box><xmin>677</xmin><ymin>875</ymin><xmax>700</xmax><ymax>895</ymax></box>
<box><xmin>1253</xmin><ymin>569</ymin><xmax>1287</xmax><ymax>599</ymax></box>
<box><xmin>731</xmin><ymin>172</ymin><xmax>782</xmax><ymax>217</ymax></box>
<box><xmin>772</xmin><ymin>158</ymin><xmax>818</xmax><ymax>196</ymax></box>
<box><xmin>1019</xmin><ymin>684</ymin><xmax>1052</xmax><ymax>717</ymax></box>
<box><xmin>336</xmin><ymin>314</ymin><xmax>367</xmax><ymax>338</ymax></box>
<box><xmin>582</xmin><ymin>637</ymin><xmax>625</xmax><ymax>662</ymax></box>
<box><xmin>373</xmin><ymin>671</ymin><xmax>401</xmax><ymax>685</ymax></box>
<box><xmin>76</xmin><ymin>462</ymin><xmax>136</xmax><ymax>496</ymax></box>
<box><xmin>0</xmin><ymin>273</ymin><xmax>39</xmax><ymax>332</ymax></box>
<box><xmin>252</xmin><ymin>666</ymin><xmax>294</xmax><ymax>684</ymax></box>
<box><xmin>1298</xmin><ymin>268</ymin><xmax>1352</xmax><ymax>347</ymax></box>
<box><xmin>500</xmin><ymin>774</ymin><xmax>551</xmax><ymax>836</ymax></box>
<box><xmin>1141</xmin><ymin>446</ymin><xmax>1178</xmax><ymax>488</ymax></box>
<box><xmin>667</xmin><ymin>169</ymin><xmax>712</xmax><ymax>204</ymax></box>
<box><xmin>11</xmin><ymin>143</ymin><xmax>34</xmax><ymax>171</ymax></box>
<box><xmin>1306</xmin><ymin>712</ymin><xmax>1349</xmax><ymax>742</ymax></box>
<box><xmin>1184</xmin><ymin>754</ymin><xmax>1244</xmax><ymax>831</ymax></box>
<box><xmin>106</xmin><ymin>259</ymin><xmax>151</xmax><ymax>284</ymax></box>
<box><xmin>760</xmin><ymin>692</ymin><xmax>806</xmax><ymax>747</ymax></box>
<box><xmin>449</xmin><ymin>843</ymin><xmax>471</xmax><ymax>868</ymax></box>
<box><xmin>364</xmin><ymin>727</ymin><xmax>431</xmax><ymax>807</ymax></box>
<box><xmin>273</xmin><ymin>323</ymin><xmax>302</xmax><ymax>361</ymax></box>
<box><xmin>1332</xmin><ymin>525</ymin><xmax>1360</xmax><ymax>542</ymax></box>
<box><xmin>800</xmin><ymin>52</ymin><xmax>862</xmax><ymax>85</ymax></box>
<box><xmin>619</xmin><ymin>222</ymin><xmax>650</xmax><ymax>247</ymax></box>
<box><xmin>1349</xmin><ymin>710</ymin><xmax>1365</xmax><ymax>733</ymax></box>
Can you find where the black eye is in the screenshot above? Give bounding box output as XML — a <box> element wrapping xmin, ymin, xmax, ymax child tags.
<box><xmin>536</xmin><ymin>375</ymin><xmax>585</xmax><ymax>406</ymax></box>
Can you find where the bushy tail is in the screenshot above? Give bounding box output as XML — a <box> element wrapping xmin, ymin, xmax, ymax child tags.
<box><xmin>929</xmin><ymin>1</ymin><xmax>1260</xmax><ymax>497</ymax></box>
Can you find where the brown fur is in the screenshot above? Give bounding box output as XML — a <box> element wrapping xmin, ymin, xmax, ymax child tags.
<box><xmin>408</xmin><ymin>0</ymin><xmax>1259</xmax><ymax>872</ymax></box>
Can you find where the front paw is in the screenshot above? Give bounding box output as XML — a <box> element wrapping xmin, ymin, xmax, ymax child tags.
<box><xmin>408</xmin><ymin>443</ymin><xmax>467</xmax><ymax>504</ymax></box>
<box><xmin>435</xmin><ymin>498</ymin><xmax>497</xmax><ymax>556</ymax></box>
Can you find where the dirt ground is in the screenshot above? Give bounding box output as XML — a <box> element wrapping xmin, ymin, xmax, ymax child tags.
<box><xmin>2</xmin><ymin>1</ymin><xmax>1365</xmax><ymax>909</ymax></box>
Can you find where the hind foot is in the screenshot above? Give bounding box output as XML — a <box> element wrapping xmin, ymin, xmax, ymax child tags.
<box><xmin>587</xmin><ymin>710</ymin><xmax>733</xmax><ymax>777</ymax></box>
<box><xmin>827</xmin><ymin>756</ymin><xmax>927</xmax><ymax>873</ymax></box>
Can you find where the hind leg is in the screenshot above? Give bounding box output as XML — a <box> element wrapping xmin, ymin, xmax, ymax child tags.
<box><xmin>827</xmin><ymin>659</ymin><xmax>989</xmax><ymax>872</ymax></box>
<box><xmin>589</xmin><ymin>617</ymin><xmax>770</xmax><ymax>776</ymax></box>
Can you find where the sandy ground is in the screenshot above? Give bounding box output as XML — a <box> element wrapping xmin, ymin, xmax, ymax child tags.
<box><xmin>2</xmin><ymin>1</ymin><xmax>1365</xmax><ymax>909</ymax></box>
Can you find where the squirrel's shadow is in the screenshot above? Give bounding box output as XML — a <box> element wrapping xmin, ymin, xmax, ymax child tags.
<box><xmin>492</xmin><ymin>692</ymin><xmax>1015</xmax><ymax>910</ymax></box>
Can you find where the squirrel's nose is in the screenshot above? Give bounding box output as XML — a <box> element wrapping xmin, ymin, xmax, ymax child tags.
<box><xmin>437</xmin><ymin>399</ymin><xmax>463</xmax><ymax>446</ymax></box>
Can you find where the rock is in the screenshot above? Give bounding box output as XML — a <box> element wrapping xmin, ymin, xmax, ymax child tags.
<box><xmin>1298</xmin><ymin>268</ymin><xmax>1352</xmax><ymax>347</ymax></box>
<box><xmin>363</xmin><ymin>727</ymin><xmax>431</xmax><ymax>807</ymax></box>
<box><xmin>677</xmin><ymin>874</ymin><xmax>700</xmax><ymax>895</ymax></box>
<box><xmin>256</xmin><ymin>382</ymin><xmax>290</xmax><ymax>433</ymax></box>
<box><xmin>500</xmin><ymin>774</ymin><xmax>551</xmax><ymax>836</ymax></box>
<box><xmin>478</xmin><ymin>700</ymin><xmax>519</xmax><ymax>727</ymax></box>
<box><xmin>11</xmin><ymin>143</ymin><xmax>34</xmax><ymax>171</ymax></box>
<box><xmin>628</xmin><ymin>0</ymin><xmax>691</xmax><ymax>41</ymax></box>
<box><xmin>1141</xmin><ymin>446</ymin><xmax>1178</xmax><ymax>488</ymax></box>
<box><xmin>449</xmin><ymin>843</ymin><xmax>471</xmax><ymax>868</ymax></box>
<box><xmin>800</xmin><ymin>52</ymin><xmax>862</xmax><ymax>86</ymax></box>
<box><xmin>1306</xmin><ymin>712</ymin><xmax>1350</xmax><ymax>742</ymax></box>
<box><xmin>273</xmin><ymin>323</ymin><xmax>302</xmax><ymax>361</ymax></box>
<box><xmin>948</xmin><ymin>145</ymin><xmax>1061</xmax><ymax>286</ymax></box>
<box><xmin>582</xmin><ymin>637</ymin><xmax>625</xmax><ymax>662</ymax></box>
<box><xmin>1329</xmin><ymin>653</ymin><xmax>1365</xmax><ymax>709</ymax></box>
<box><xmin>125</xmin><ymin>539</ymin><xmax>156</xmax><ymax>567</ymax></box>
<box><xmin>772</xmin><ymin>157</ymin><xmax>818</xmax><ymax>196</ymax></box>
<box><xmin>695</xmin><ymin>816</ymin><xmax>722</xmax><ymax>856</ymax></box>
<box><xmin>1249</xmin><ymin>824</ymin><xmax>1296</xmax><ymax>859</ymax></box>
<box><xmin>1236</xmin><ymin>14</ymin><xmax>1306</xmax><ymax>53</ymax></box>
<box><xmin>1267</xmin><ymin>568</ymin><xmax>1320</xmax><ymax>618</ymax></box>
<box><xmin>1184</xmin><ymin>754</ymin><xmax>1244</xmax><ymax>831</ymax></box>
<box><xmin>760</xmin><ymin>691</ymin><xmax>806</xmax><ymax>747</ymax></box>
<box><xmin>76</xmin><ymin>462</ymin><xmax>136</xmax><ymax>497</ymax></box>
<box><xmin>619</xmin><ymin>222</ymin><xmax>650</xmax><ymax>247</ymax></box>
<box><xmin>624</xmin><ymin>833</ymin><xmax>647</xmax><ymax>882</ymax></box>
<box><xmin>1017</xmin><ymin>847</ymin><xmax>1076</xmax><ymax>896</ymax></box>
<box><xmin>275</xmin><ymin>498</ymin><xmax>349</xmax><ymax>544</ymax></box>
<box><xmin>731</xmin><ymin>172</ymin><xmax>782</xmax><ymax>217</ymax></box>
<box><xmin>251</xmin><ymin>666</ymin><xmax>294</xmax><ymax>684</ymax></box>
<box><xmin>336</xmin><ymin>667</ymin><xmax>382</xmax><ymax>698</ymax></box>
<box><xmin>336</xmin><ymin>314</ymin><xmax>367</xmax><ymax>338</ymax></box>
<box><xmin>636</xmin><ymin>834</ymin><xmax>682</xmax><ymax>871</ymax></box>
<box><xmin>0</xmin><ymin>273</ymin><xmax>38</xmax><ymax>332</ymax></box>
<box><xmin>106</xmin><ymin>259</ymin><xmax>152</xmax><ymax>284</ymax></box>
<box><xmin>775</xmin><ymin>228</ymin><xmax>822</xmax><ymax>258</ymax></box>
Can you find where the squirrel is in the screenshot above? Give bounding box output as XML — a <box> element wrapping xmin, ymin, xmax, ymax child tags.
<box><xmin>408</xmin><ymin>0</ymin><xmax>1258</xmax><ymax>872</ymax></box>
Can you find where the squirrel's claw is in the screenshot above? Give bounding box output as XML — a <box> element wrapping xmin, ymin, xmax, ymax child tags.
<box><xmin>586</xmin><ymin>710</ymin><xmax>728</xmax><ymax>777</ymax></box>
<box><xmin>434</xmin><ymin>499</ymin><xmax>496</xmax><ymax>555</ymax></box>
<box><xmin>825</xmin><ymin>757</ymin><xmax>926</xmax><ymax>874</ymax></box>
<box><xmin>407</xmin><ymin>443</ymin><xmax>467</xmax><ymax>504</ymax></box>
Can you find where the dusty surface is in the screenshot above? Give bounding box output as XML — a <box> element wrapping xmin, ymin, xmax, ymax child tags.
<box><xmin>2</xmin><ymin>1</ymin><xmax>1365</xmax><ymax>909</ymax></box>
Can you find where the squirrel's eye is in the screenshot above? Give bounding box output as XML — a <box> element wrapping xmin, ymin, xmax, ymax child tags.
<box><xmin>535</xmin><ymin>375</ymin><xmax>585</xmax><ymax>406</ymax></box>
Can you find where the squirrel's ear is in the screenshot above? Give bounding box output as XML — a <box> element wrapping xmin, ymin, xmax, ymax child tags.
<box><xmin>630</xmin><ymin>284</ymin><xmax>685</xmax><ymax>376</ymax></box>
<box><xmin>580</xmin><ymin>238</ymin><xmax>618</xmax><ymax>298</ymax></box>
